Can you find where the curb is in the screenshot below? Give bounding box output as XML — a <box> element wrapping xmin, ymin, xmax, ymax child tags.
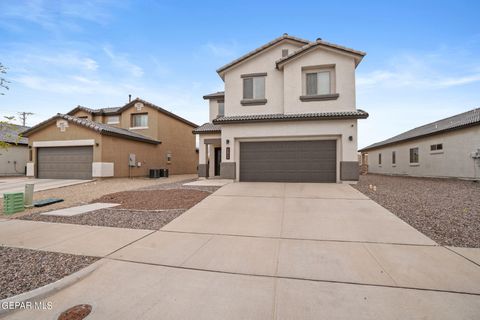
<box><xmin>0</xmin><ymin>259</ymin><xmax>104</xmax><ymax>317</ymax></box>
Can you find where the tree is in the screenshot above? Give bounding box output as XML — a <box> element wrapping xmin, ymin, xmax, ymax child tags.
<box><xmin>0</xmin><ymin>62</ymin><xmax>10</xmax><ymax>95</ymax></box>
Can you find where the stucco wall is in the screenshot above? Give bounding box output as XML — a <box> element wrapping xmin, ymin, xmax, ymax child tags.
<box><xmin>366</xmin><ymin>126</ymin><xmax>480</xmax><ymax>179</ymax></box>
<box><xmin>209</xmin><ymin>100</ymin><xmax>222</xmax><ymax>122</ymax></box>
<box><xmin>0</xmin><ymin>145</ymin><xmax>28</xmax><ymax>176</ymax></box>
<box><xmin>283</xmin><ymin>48</ymin><xmax>357</xmax><ymax>113</ymax></box>
<box><xmin>224</xmin><ymin>41</ymin><xmax>303</xmax><ymax>116</ymax></box>
<box><xmin>120</xmin><ymin>103</ymin><xmax>159</xmax><ymax>140</ymax></box>
<box><xmin>220</xmin><ymin>119</ymin><xmax>358</xmax><ymax>182</ymax></box>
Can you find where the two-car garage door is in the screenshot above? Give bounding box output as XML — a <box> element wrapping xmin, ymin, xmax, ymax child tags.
<box><xmin>37</xmin><ymin>146</ymin><xmax>93</xmax><ymax>179</ymax></box>
<box><xmin>240</xmin><ymin>140</ymin><xmax>337</xmax><ymax>183</ymax></box>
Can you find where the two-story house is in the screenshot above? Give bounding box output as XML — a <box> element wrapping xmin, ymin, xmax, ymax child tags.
<box><xmin>23</xmin><ymin>98</ymin><xmax>198</xmax><ymax>179</ymax></box>
<box><xmin>194</xmin><ymin>34</ymin><xmax>369</xmax><ymax>183</ymax></box>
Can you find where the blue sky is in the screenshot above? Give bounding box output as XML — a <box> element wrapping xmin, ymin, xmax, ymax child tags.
<box><xmin>0</xmin><ymin>0</ymin><xmax>479</xmax><ymax>148</ymax></box>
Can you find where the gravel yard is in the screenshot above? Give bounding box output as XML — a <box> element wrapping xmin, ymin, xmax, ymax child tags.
<box><xmin>7</xmin><ymin>174</ymin><xmax>197</xmax><ymax>218</ymax></box>
<box><xmin>354</xmin><ymin>174</ymin><xmax>480</xmax><ymax>248</ymax></box>
<box><xmin>19</xmin><ymin>208</ymin><xmax>185</xmax><ymax>230</ymax></box>
<box><xmin>0</xmin><ymin>246</ymin><xmax>98</xmax><ymax>300</ymax></box>
<box><xmin>18</xmin><ymin>181</ymin><xmax>221</xmax><ymax>230</ymax></box>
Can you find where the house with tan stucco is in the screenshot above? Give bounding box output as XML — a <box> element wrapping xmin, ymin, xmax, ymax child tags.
<box><xmin>360</xmin><ymin>108</ymin><xmax>480</xmax><ymax>179</ymax></box>
<box><xmin>194</xmin><ymin>34</ymin><xmax>369</xmax><ymax>183</ymax></box>
<box><xmin>22</xmin><ymin>98</ymin><xmax>198</xmax><ymax>179</ymax></box>
<box><xmin>0</xmin><ymin>123</ymin><xmax>29</xmax><ymax>176</ymax></box>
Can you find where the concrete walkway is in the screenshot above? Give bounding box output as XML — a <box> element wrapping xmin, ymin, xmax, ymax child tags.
<box><xmin>0</xmin><ymin>219</ymin><xmax>152</xmax><ymax>257</ymax></box>
<box><xmin>4</xmin><ymin>183</ymin><xmax>480</xmax><ymax>319</ymax></box>
<box><xmin>0</xmin><ymin>177</ymin><xmax>91</xmax><ymax>196</ymax></box>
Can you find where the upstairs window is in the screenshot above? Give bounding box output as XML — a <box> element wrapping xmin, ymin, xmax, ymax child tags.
<box><xmin>131</xmin><ymin>113</ymin><xmax>148</xmax><ymax>128</ymax></box>
<box><xmin>378</xmin><ymin>153</ymin><xmax>382</xmax><ymax>165</ymax></box>
<box><xmin>410</xmin><ymin>147</ymin><xmax>419</xmax><ymax>164</ymax></box>
<box><xmin>243</xmin><ymin>76</ymin><xmax>265</xmax><ymax>100</ymax></box>
<box><xmin>106</xmin><ymin>115</ymin><xmax>120</xmax><ymax>124</ymax></box>
<box><xmin>430</xmin><ymin>144</ymin><xmax>443</xmax><ymax>151</ymax></box>
<box><xmin>306</xmin><ymin>71</ymin><xmax>331</xmax><ymax>95</ymax></box>
<box><xmin>392</xmin><ymin>151</ymin><xmax>396</xmax><ymax>164</ymax></box>
<box><xmin>217</xmin><ymin>101</ymin><xmax>225</xmax><ymax>117</ymax></box>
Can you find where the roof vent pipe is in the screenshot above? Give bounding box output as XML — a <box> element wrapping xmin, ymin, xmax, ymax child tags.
<box><xmin>129</xmin><ymin>94</ymin><xmax>132</xmax><ymax>102</ymax></box>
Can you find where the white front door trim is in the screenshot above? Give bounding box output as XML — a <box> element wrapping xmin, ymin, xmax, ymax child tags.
<box><xmin>32</xmin><ymin>139</ymin><xmax>96</xmax><ymax>148</ymax></box>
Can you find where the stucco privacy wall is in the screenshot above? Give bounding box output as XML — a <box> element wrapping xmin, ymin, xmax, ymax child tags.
<box><xmin>221</xmin><ymin>119</ymin><xmax>358</xmax><ymax>181</ymax></box>
<box><xmin>366</xmin><ymin>126</ymin><xmax>480</xmax><ymax>179</ymax></box>
<box><xmin>224</xmin><ymin>41</ymin><xmax>304</xmax><ymax>116</ymax></box>
<box><xmin>0</xmin><ymin>146</ymin><xmax>28</xmax><ymax>176</ymax></box>
<box><xmin>283</xmin><ymin>48</ymin><xmax>357</xmax><ymax>114</ymax></box>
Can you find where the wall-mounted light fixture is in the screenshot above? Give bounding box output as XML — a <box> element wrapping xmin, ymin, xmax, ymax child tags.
<box><xmin>226</xmin><ymin>139</ymin><xmax>230</xmax><ymax>145</ymax></box>
<box><xmin>348</xmin><ymin>136</ymin><xmax>353</xmax><ymax>141</ymax></box>
<box><xmin>95</xmin><ymin>142</ymin><xmax>99</xmax><ymax>147</ymax></box>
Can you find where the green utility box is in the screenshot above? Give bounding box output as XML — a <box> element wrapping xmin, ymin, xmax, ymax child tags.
<box><xmin>4</xmin><ymin>192</ymin><xmax>25</xmax><ymax>215</ymax></box>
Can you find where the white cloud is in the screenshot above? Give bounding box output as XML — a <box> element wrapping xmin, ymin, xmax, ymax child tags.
<box><xmin>203</xmin><ymin>41</ymin><xmax>239</xmax><ymax>58</ymax></box>
<box><xmin>357</xmin><ymin>50</ymin><xmax>480</xmax><ymax>90</ymax></box>
<box><xmin>103</xmin><ymin>46</ymin><xmax>144</xmax><ymax>77</ymax></box>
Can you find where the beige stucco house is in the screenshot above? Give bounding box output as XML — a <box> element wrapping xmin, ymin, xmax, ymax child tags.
<box><xmin>360</xmin><ymin>108</ymin><xmax>480</xmax><ymax>180</ymax></box>
<box><xmin>194</xmin><ymin>34</ymin><xmax>369</xmax><ymax>183</ymax></box>
<box><xmin>0</xmin><ymin>124</ymin><xmax>29</xmax><ymax>176</ymax></box>
<box><xmin>23</xmin><ymin>98</ymin><xmax>198</xmax><ymax>179</ymax></box>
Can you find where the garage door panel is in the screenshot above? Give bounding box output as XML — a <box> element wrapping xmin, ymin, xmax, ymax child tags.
<box><xmin>37</xmin><ymin>146</ymin><xmax>93</xmax><ymax>179</ymax></box>
<box><xmin>240</xmin><ymin>140</ymin><xmax>336</xmax><ymax>183</ymax></box>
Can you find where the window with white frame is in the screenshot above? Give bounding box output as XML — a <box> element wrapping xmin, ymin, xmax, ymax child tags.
<box><xmin>306</xmin><ymin>71</ymin><xmax>331</xmax><ymax>95</ymax></box>
<box><xmin>409</xmin><ymin>147</ymin><xmax>419</xmax><ymax>163</ymax></box>
<box><xmin>106</xmin><ymin>115</ymin><xmax>120</xmax><ymax>124</ymax></box>
<box><xmin>131</xmin><ymin>113</ymin><xmax>148</xmax><ymax>128</ymax></box>
<box><xmin>243</xmin><ymin>76</ymin><xmax>265</xmax><ymax>100</ymax></box>
<box><xmin>430</xmin><ymin>143</ymin><xmax>443</xmax><ymax>151</ymax></box>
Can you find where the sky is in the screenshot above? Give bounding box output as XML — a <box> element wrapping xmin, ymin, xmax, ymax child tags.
<box><xmin>0</xmin><ymin>0</ymin><xmax>479</xmax><ymax>148</ymax></box>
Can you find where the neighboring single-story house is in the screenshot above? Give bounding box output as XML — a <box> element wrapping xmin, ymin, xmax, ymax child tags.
<box><xmin>22</xmin><ymin>98</ymin><xmax>198</xmax><ymax>179</ymax></box>
<box><xmin>359</xmin><ymin>108</ymin><xmax>480</xmax><ymax>179</ymax></box>
<box><xmin>194</xmin><ymin>34</ymin><xmax>368</xmax><ymax>183</ymax></box>
<box><xmin>0</xmin><ymin>123</ymin><xmax>29</xmax><ymax>176</ymax></box>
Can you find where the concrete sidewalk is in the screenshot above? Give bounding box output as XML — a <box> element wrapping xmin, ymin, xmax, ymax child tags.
<box><xmin>4</xmin><ymin>182</ymin><xmax>480</xmax><ymax>319</ymax></box>
<box><xmin>0</xmin><ymin>219</ymin><xmax>152</xmax><ymax>257</ymax></box>
<box><xmin>0</xmin><ymin>177</ymin><xmax>91</xmax><ymax>196</ymax></box>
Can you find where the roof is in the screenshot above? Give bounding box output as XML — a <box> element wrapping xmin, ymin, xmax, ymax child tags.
<box><xmin>276</xmin><ymin>38</ymin><xmax>366</xmax><ymax>69</ymax></box>
<box><xmin>359</xmin><ymin>107</ymin><xmax>480</xmax><ymax>152</ymax></box>
<box><xmin>192</xmin><ymin>122</ymin><xmax>222</xmax><ymax>134</ymax></box>
<box><xmin>68</xmin><ymin>98</ymin><xmax>198</xmax><ymax>128</ymax></box>
<box><xmin>203</xmin><ymin>91</ymin><xmax>225</xmax><ymax>100</ymax></box>
<box><xmin>0</xmin><ymin>123</ymin><xmax>29</xmax><ymax>145</ymax></box>
<box><xmin>216</xmin><ymin>34</ymin><xmax>310</xmax><ymax>77</ymax></box>
<box><xmin>212</xmin><ymin>110</ymin><xmax>369</xmax><ymax>124</ymax></box>
<box><xmin>23</xmin><ymin>114</ymin><xmax>160</xmax><ymax>144</ymax></box>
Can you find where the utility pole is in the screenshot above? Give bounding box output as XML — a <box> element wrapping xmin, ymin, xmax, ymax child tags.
<box><xmin>17</xmin><ymin>112</ymin><xmax>34</xmax><ymax>126</ymax></box>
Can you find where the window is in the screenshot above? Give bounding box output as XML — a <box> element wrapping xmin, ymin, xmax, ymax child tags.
<box><xmin>410</xmin><ymin>147</ymin><xmax>419</xmax><ymax>163</ymax></box>
<box><xmin>306</xmin><ymin>71</ymin><xmax>331</xmax><ymax>95</ymax></box>
<box><xmin>378</xmin><ymin>153</ymin><xmax>382</xmax><ymax>165</ymax></box>
<box><xmin>106</xmin><ymin>115</ymin><xmax>120</xmax><ymax>124</ymax></box>
<box><xmin>430</xmin><ymin>144</ymin><xmax>443</xmax><ymax>151</ymax></box>
<box><xmin>217</xmin><ymin>101</ymin><xmax>224</xmax><ymax>117</ymax></box>
<box><xmin>392</xmin><ymin>151</ymin><xmax>396</xmax><ymax>164</ymax></box>
<box><xmin>243</xmin><ymin>76</ymin><xmax>265</xmax><ymax>100</ymax></box>
<box><xmin>131</xmin><ymin>113</ymin><xmax>148</xmax><ymax>128</ymax></box>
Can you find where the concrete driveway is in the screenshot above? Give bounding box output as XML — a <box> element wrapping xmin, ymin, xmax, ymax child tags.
<box><xmin>0</xmin><ymin>177</ymin><xmax>90</xmax><ymax>196</ymax></box>
<box><xmin>6</xmin><ymin>183</ymin><xmax>480</xmax><ymax>319</ymax></box>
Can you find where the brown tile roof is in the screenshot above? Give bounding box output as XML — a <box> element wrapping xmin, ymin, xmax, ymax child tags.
<box><xmin>216</xmin><ymin>34</ymin><xmax>310</xmax><ymax>76</ymax></box>
<box><xmin>68</xmin><ymin>98</ymin><xmax>198</xmax><ymax>128</ymax></box>
<box><xmin>203</xmin><ymin>91</ymin><xmax>225</xmax><ymax>100</ymax></box>
<box><xmin>212</xmin><ymin>110</ymin><xmax>369</xmax><ymax>124</ymax></box>
<box><xmin>192</xmin><ymin>122</ymin><xmax>222</xmax><ymax>134</ymax></box>
<box><xmin>23</xmin><ymin>114</ymin><xmax>160</xmax><ymax>144</ymax></box>
<box><xmin>276</xmin><ymin>38</ymin><xmax>366</xmax><ymax>69</ymax></box>
<box><xmin>359</xmin><ymin>108</ymin><xmax>480</xmax><ymax>152</ymax></box>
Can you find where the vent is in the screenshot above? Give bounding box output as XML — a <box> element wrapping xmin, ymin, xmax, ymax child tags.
<box><xmin>282</xmin><ymin>49</ymin><xmax>289</xmax><ymax>57</ymax></box>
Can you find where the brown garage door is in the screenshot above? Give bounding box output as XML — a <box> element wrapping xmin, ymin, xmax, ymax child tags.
<box><xmin>37</xmin><ymin>146</ymin><xmax>93</xmax><ymax>179</ymax></box>
<box><xmin>240</xmin><ymin>140</ymin><xmax>336</xmax><ymax>182</ymax></box>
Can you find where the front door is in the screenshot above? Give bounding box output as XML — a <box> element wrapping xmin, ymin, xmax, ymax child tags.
<box><xmin>214</xmin><ymin>147</ymin><xmax>221</xmax><ymax>176</ymax></box>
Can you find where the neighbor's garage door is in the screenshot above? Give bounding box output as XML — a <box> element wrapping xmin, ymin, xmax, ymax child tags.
<box><xmin>37</xmin><ymin>146</ymin><xmax>93</xmax><ymax>179</ymax></box>
<box><xmin>240</xmin><ymin>140</ymin><xmax>336</xmax><ymax>182</ymax></box>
